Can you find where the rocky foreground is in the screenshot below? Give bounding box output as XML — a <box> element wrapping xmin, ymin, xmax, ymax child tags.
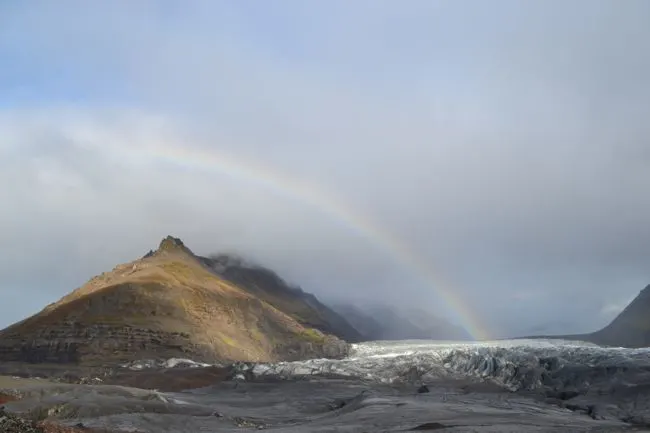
<box><xmin>3</xmin><ymin>343</ymin><xmax>650</xmax><ymax>433</ymax></box>
<box><xmin>0</xmin><ymin>405</ymin><xmax>114</xmax><ymax>433</ymax></box>
<box><xmin>0</xmin><ymin>372</ymin><xmax>645</xmax><ymax>433</ymax></box>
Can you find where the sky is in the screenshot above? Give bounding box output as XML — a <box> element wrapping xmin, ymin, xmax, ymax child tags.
<box><xmin>1</xmin><ymin>0</ymin><xmax>649</xmax><ymax>338</ymax></box>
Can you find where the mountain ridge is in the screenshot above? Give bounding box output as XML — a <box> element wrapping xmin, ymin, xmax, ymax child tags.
<box><xmin>586</xmin><ymin>284</ymin><xmax>650</xmax><ymax>347</ymax></box>
<box><xmin>520</xmin><ymin>284</ymin><xmax>650</xmax><ymax>348</ymax></box>
<box><xmin>0</xmin><ymin>236</ymin><xmax>356</xmax><ymax>365</ymax></box>
<box><xmin>330</xmin><ymin>302</ymin><xmax>472</xmax><ymax>341</ymax></box>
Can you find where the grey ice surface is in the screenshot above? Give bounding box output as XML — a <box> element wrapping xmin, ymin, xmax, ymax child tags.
<box><xmin>5</xmin><ymin>339</ymin><xmax>650</xmax><ymax>432</ymax></box>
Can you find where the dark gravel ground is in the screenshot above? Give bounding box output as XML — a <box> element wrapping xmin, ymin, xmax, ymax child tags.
<box><xmin>2</xmin><ymin>357</ymin><xmax>650</xmax><ymax>432</ymax></box>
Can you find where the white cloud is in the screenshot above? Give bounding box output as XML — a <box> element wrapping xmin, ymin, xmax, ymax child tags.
<box><xmin>601</xmin><ymin>296</ymin><xmax>636</xmax><ymax>318</ymax></box>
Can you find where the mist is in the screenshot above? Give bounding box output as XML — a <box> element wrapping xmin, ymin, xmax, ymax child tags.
<box><xmin>1</xmin><ymin>1</ymin><xmax>649</xmax><ymax>337</ymax></box>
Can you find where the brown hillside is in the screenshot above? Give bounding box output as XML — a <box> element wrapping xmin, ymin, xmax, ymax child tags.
<box><xmin>202</xmin><ymin>254</ymin><xmax>363</xmax><ymax>342</ymax></box>
<box><xmin>0</xmin><ymin>237</ymin><xmax>350</xmax><ymax>365</ymax></box>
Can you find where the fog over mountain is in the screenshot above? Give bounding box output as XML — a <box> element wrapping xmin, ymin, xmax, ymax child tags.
<box><xmin>1</xmin><ymin>1</ymin><xmax>649</xmax><ymax>338</ymax></box>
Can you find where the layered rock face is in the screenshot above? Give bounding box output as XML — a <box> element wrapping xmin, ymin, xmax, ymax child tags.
<box><xmin>0</xmin><ymin>237</ymin><xmax>353</xmax><ymax>365</ymax></box>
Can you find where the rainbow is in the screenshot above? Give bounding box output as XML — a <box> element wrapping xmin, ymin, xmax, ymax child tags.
<box><xmin>124</xmin><ymin>142</ymin><xmax>489</xmax><ymax>340</ymax></box>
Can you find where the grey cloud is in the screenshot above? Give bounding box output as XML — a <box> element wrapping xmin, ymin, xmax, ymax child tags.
<box><xmin>1</xmin><ymin>1</ymin><xmax>649</xmax><ymax>336</ymax></box>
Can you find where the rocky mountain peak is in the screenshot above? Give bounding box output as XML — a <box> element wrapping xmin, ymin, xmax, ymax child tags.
<box><xmin>150</xmin><ymin>235</ymin><xmax>194</xmax><ymax>257</ymax></box>
<box><xmin>159</xmin><ymin>235</ymin><xmax>185</xmax><ymax>250</ymax></box>
<box><xmin>0</xmin><ymin>237</ymin><xmax>357</xmax><ymax>365</ymax></box>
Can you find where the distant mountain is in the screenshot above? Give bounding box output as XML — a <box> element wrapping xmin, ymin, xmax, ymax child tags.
<box><xmin>327</xmin><ymin>304</ymin><xmax>384</xmax><ymax>340</ymax></box>
<box><xmin>586</xmin><ymin>284</ymin><xmax>650</xmax><ymax>347</ymax></box>
<box><xmin>330</xmin><ymin>302</ymin><xmax>472</xmax><ymax>341</ymax></box>
<box><xmin>0</xmin><ymin>236</ymin><xmax>357</xmax><ymax>365</ymax></box>
<box><xmin>519</xmin><ymin>320</ymin><xmax>586</xmax><ymax>338</ymax></box>
<box><xmin>521</xmin><ymin>284</ymin><xmax>650</xmax><ymax>348</ymax></box>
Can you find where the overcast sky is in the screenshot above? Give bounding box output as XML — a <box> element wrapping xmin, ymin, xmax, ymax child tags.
<box><xmin>1</xmin><ymin>0</ymin><xmax>649</xmax><ymax>338</ymax></box>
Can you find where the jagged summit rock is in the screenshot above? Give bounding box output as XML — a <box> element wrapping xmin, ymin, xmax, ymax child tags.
<box><xmin>0</xmin><ymin>237</ymin><xmax>357</xmax><ymax>365</ymax></box>
<box><xmin>158</xmin><ymin>235</ymin><xmax>184</xmax><ymax>250</ymax></box>
<box><xmin>142</xmin><ymin>236</ymin><xmax>192</xmax><ymax>259</ymax></box>
<box><xmin>154</xmin><ymin>235</ymin><xmax>193</xmax><ymax>255</ymax></box>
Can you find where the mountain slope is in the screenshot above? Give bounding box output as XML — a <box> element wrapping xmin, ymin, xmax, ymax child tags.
<box><xmin>0</xmin><ymin>236</ymin><xmax>351</xmax><ymax>365</ymax></box>
<box><xmin>201</xmin><ymin>254</ymin><xmax>363</xmax><ymax>342</ymax></box>
<box><xmin>520</xmin><ymin>284</ymin><xmax>650</xmax><ymax>348</ymax></box>
<box><xmin>586</xmin><ymin>284</ymin><xmax>650</xmax><ymax>347</ymax></box>
<box><xmin>331</xmin><ymin>303</ymin><xmax>472</xmax><ymax>341</ymax></box>
<box><xmin>329</xmin><ymin>304</ymin><xmax>384</xmax><ymax>340</ymax></box>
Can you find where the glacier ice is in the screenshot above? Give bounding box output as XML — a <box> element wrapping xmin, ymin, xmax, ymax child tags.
<box><xmin>232</xmin><ymin>339</ymin><xmax>650</xmax><ymax>391</ymax></box>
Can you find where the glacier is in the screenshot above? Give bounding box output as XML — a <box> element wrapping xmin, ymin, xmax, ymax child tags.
<box><xmin>230</xmin><ymin>339</ymin><xmax>650</xmax><ymax>392</ymax></box>
<box><xmin>5</xmin><ymin>338</ymin><xmax>650</xmax><ymax>432</ymax></box>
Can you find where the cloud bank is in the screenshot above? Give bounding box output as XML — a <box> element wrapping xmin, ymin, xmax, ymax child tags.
<box><xmin>1</xmin><ymin>0</ymin><xmax>649</xmax><ymax>336</ymax></box>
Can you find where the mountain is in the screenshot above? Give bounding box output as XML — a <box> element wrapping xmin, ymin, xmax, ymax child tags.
<box><xmin>519</xmin><ymin>284</ymin><xmax>650</xmax><ymax>348</ymax></box>
<box><xmin>585</xmin><ymin>284</ymin><xmax>650</xmax><ymax>347</ymax></box>
<box><xmin>520</xmin><ymin>320</ymin><xmax>585</xmax><ymax>337</ymax></box>
<box><xmin>401</xmin><ymin>307</ymin><xmax>473</xmax><ymax>341</ymax></box>
<box><xmin>201</xmin><ymin>254</ymin><xmax>362</xmax><ymax>343</ymax></box>
<box><xmin>0</xmin><ymin>236</ymin><xmax>358</xmax><ymax>365</ymax></box>
<box><xmin>328</xmin><ymin>304</ymin><xmax>384</xmax><ymax>339</ymax></box>
<box><xmin>330</xmin><ymin>303</ymin><xmax>472</xmax><ymax>341</ymax></box>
